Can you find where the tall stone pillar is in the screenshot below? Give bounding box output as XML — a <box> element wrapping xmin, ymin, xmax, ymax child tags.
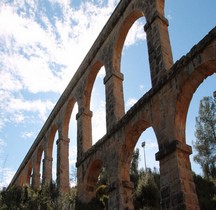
<box><xmin>106</xmin><ymin>157</ymin><xmax>134</xmax><ymax>210</ymax></box>
<box><xmin>76</xmin><ymin>163</ymin><xmax>86</xmax><ymax>202</ymax></box>
<box><xmin>76</xmin><ymin>108</ymin><xmax>93</xmax><ymax>203</ymax></box>
<box><xmin>156</xmin><ymin>140</ymin><xmax>200</xmax><ymax>210</ymax></box>
<box><xmin>144</xmin><ymin>11</ymin><xmax>173</xmax><ymax>86</ymax></box>
<box><xmin>107</xmin><ymin>179</ymin><xmax>134</xmax><ymax>210</ymax></box>
<box><xmin>42</xmin><ymin>156</ymin><xmax>53</xmax><ymax>185</ymax></box>
<box><xmin>76</xmin><ymin>163</ymin><xmax>96</xmax><ymax>203</ymax></box>
<box><xmin>56</xmin><ymin>137</ymin><xmax>70</xmax><ymax>193</ymax></box>
<box><xmin>76</xmin><ymin>108</ymin><xmax>92</xmax><ymax>158</ymax></box>
<box><xmin>31</xmin><ymin>154</ymin><xmax>41</xmax><ymax>190</ymax></box>
<box><xmin>104</xmin><ymin>72</ymin><xmax>125</xmax><ymax>132</ymax></box>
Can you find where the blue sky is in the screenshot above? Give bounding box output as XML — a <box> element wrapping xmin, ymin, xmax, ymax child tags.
<box><xmin>0</xmin><ymin>0</ymin><xmax>215</xmax><ymax>188</ymax></box>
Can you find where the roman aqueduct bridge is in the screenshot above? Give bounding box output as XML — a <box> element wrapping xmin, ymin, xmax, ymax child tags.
<box><xmin>10</xmin><ymin>0</ymin><xmax>216</xmax><ymax>209</ymax></box>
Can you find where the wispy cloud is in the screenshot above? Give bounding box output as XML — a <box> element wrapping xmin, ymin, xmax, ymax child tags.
<box><xmin>166</xmin><ymin>14</ymin><xmax>172</xmax><ymax>21</ymax></box>
<box><xmin>21</xmin><ymin>131</ymin><xmax>35</xmax><ymax>139</ymax></box>
<box><xmin>145</xmin><ymin>141</ymin><xmax>158</xmax><ymax>150</ymax></box>
<box><xmin>126</xmin><ymin>98</ymin><xmax>138</xmax><ymax>111</ymax></box>
<box><xmin>0</xmin><ymin>139</ymin><xmax>6</xmax><ymax>153</ymax></box>
<box><xmin>6</xmin><ymin>98</ymin><xmax>55</xmax><ymax>120</ymax></box>
<box><xmin>0</xmin><ymin>167</ymin><xmax>15</xmax><ymax>189</ymax></box>
<box><xmin>0</xmin><ymin>139</ymin><xmax>11</xmax><ymax>189</ymax></box>
<box><xmin>125</xmin><ymin>17</ymin><xmax>146</xmax><ymax>46</ymax></box>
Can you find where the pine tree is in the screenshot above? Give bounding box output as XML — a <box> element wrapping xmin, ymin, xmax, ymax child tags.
<box><xmin>193</xmin><ymin>96</ymin><xmax>216</xmax><ymax>179</ymax></box>
<box><xmin>133</xmin><ymin>171</ymin><xmax>160</xmax><ymax>209</ymax></box>
<box><xmin>130</xmin><ymin>148</ymin><xmax>140</xmax><ymax>188</ymax></box>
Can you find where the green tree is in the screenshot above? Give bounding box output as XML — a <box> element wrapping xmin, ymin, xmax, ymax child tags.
<box><xmin>97</xmin><ymin>167</ymin><xmax>108</xmax><ymax>186</ymax></box>
<box><xmin>38</xmin><ymin>181</ymin><xmax>59</xmax><ymax>209</ymax></box>
<box><xmin>96</xmin><ymin>185</ymin><xmax>108</xmax><ymax>209</ymax></box>
<box><xmin>0</xmin><ymin>185</ymin><xmax>23</xmax><ymax>209</ymax></box>
<box><xmin>193</xmin><ymin>173</ymin><xmax>216</xmax><ymax>210</ymax></box>
<box><xmin>193</xmin><ymin>96</ymin><xmax>216</xmax><ymax>179</ymax></box>
<box><xmin>130</xmin><ymin>148</ymin><xmax>140</xmax><ymax>188</ymax></box>
<box><xmin>21</xmin><ymin>185</ymin><xmax>39</xmax><ymax>210</ymax></box>
<box><xmin>133</xmin><ymin>171</ymin><xmax>160</xmax><ymax>210</ymax></box>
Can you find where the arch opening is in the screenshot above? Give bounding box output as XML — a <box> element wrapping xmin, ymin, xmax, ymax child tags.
<box><xmin>47</xmin><ymin>125</ymin><xmax>58</xmax><ymax>160</ymax></box>
<box><xmin>52</xmin><ymin>131</ymin><xmax>58</xmax><ymax>183</ymax></box>
<box><xmin>121</xmin><ymin>123</ymin><xmax>159</xmax><ymax>178</ymax></box>
<box><xmin>45</xmin><ymin>125</ymin><xmax>58</xmax><ymax>184</ymax></box>
<box><xmin>26</xmin><ymin>162</ymin><xmax>33</xmax><ymax>187</ymax></box>
<box><xmin>175</xmin><ymin>63</ymin><xmax>216</xmax><ymax>144</ymax></box>
<box><xmin>120</xmin><ymin>123</ymin><xmax>160</xmax><ymax>209</ymax></box>
<box><xmin>114</xmin><ymin>12</ymin><xmax>151</xmax><ymax>112</ymax></box>
<box><xmin>84</xmin><ymin>159</ymin><xmax>109</xmax><ymax>205</ymax></box>
<box><xmin>61</xmin><ymin>98</ymin><xmax>78</xmax><ymax>187</ymax></box>
<box><xmin>39</xmin><ymin>151</ymin><xmax>44</xmax><ymax>187</ymax></box>
<box><xmin>85</xmin><ymin>63</ymin><xmax>106</xmax><ymax>144</ymax></box>
<box><xmin>68</xmin><ymin>102</ymin><xmax>78</xmax><ymax>187</ymax></box>
<box><xmin>91</xmin><ymin>67</ymin><xmax>106</xmax><ymax>144</ymax></box>
<box><xmin>36</xmin><ymin>145</ymin><xmax>44</xmax><ymax>189</ymax></box>
<box><xmin>186</xmin><ymin>73</ymin><xmax>216</xmax><ymax>175</ymax></box>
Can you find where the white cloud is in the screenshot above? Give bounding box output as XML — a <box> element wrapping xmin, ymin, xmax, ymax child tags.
<box><xmin>126</xmin><ymin>98</ymin><xmax>137</xmax><ymax>111</ymax></box>
<box><xmin>0</xmin><ymin>139</ymin><xmax>6</xmax><ymax>152</ymax></box>
<box><xmin>139</xmin><ymin>85</ymin><xmax>144</xmax><ymax>91</ymax></box>
<box><xmin>146</xmin><ymin>141</ymin><xmax>158</xmax><ymax>150</ymax></box>
<box><xmin>0</xmin><ymin>167</ymin><xmax>15</xmax><ymax>189</ymax></box>
<box><xmin>13</xmin><ymin>113</ymin><xmax>25</xmax><ymax>123</ymax></box>
<box><xmin>0</xmin><ymin>6</ymin><xmax>45</xmax><ymax>46</ymax></box>
<box><xmin>21</xmin><ymin>131</ymin><xmax>35</xmax><ymax>139</ymax></box>
<box><xmin>139</xmin><ymin>84</ymin><xmax>151</xmax><ymax>93</ymax></box>
<box><xmin>125</xmin><ymin>18</ymin><xmax>146</xmax><ymax>47</ymax></box>
<box><xmin>0</xmin><ymin>71</ymin><xmax>23</xmax><ymax>91</ymax></box>
<box><xmin>167</xmin><ymin>14</ymin><xmax>172</xmax><ymax>21</ymax></box>
<box><xmin>0</xmin><ymin>93</ymin><xmax>55</xmax><ymax>123</ymax></box>
<box><xmin>98</xmin><ymin>66</ymin><xmax>106</xmax><ymax>78</ymax></box>
<box><xmin>0</xmin><ymin>120</ymin><xmax>4</xmax><ymax>130</ymax></box>
<box><xmin>6</xmin><ymin>98</ymin><xmax>55</xmax><ymax>121</ymax></box>
<box><xmin>0</xmin><ymin>140</ymin><xmax>11</xmax><ymax>189</ymax></box>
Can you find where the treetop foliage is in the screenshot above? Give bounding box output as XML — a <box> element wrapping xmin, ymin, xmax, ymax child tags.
<box><xmin>193</xmin><ymin>96</ymin><xmax>216</xmax><ymax>179</ymax></box>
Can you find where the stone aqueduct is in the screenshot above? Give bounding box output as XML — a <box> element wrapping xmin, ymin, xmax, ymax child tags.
<box><xmin>9</xmin><ymin>0</ymin><xmax>216</xmax><ymax>209</ymax></box>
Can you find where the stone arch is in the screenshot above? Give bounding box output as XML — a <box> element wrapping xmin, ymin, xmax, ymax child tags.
<box><xmin>83</xmin><ymin>61</ymin><xmax>104</xmax><ymax>109</ymax></box>
<box><xmin>36</xmin><ymin>144</ymin><xmax>44</xmax><ymax>172</ymax></box>
<box><xmin>117</xmin><ymin>119</ymin><xmax>158</xmax><ymax>210</ymax></box>
<box><xmin>62</xmin><ymin>97</ymin><xmax>77</xmax><ymax>138</ymax></box>
<box><xmin>120</xmin><ymin>119</ymin><xmax>153</xmax><ymax>180</ymax></box>
<box><xmin>44</xmin><ymin>124</ymin><xmax>58</xmax><ymax>183</ymax></box>
<box><xmin>174</xmin><ymin>61</ymin><xmax>216</xmax><ymax>143</ymax></box>
<box><xmin>47</xmin><ymin>124</ymin><xmax>58</xmax><ymax>158</ymax></box>
<box><xmin>26</xmin><ymin>161</ymin><xmax>33</xmax><ymax>186</ymax></box>
<box><xmin>32</xmin><ymin>144</ymin><xmax>44</xmax><ymax>189</ymax></box>
<box><xmin>84</xmin><ymin>159</ymin><xmax>104</xmax><ymax>202</ymax></box>
<box><xmin>113</xmin><ymin>10</ymin><xmax>145</xmax><ymax>71</ymax></box>
<box><xmin>77</xmin><ymin>61</ymin><xmax>105</xmax><ymax>151</ymax></box>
